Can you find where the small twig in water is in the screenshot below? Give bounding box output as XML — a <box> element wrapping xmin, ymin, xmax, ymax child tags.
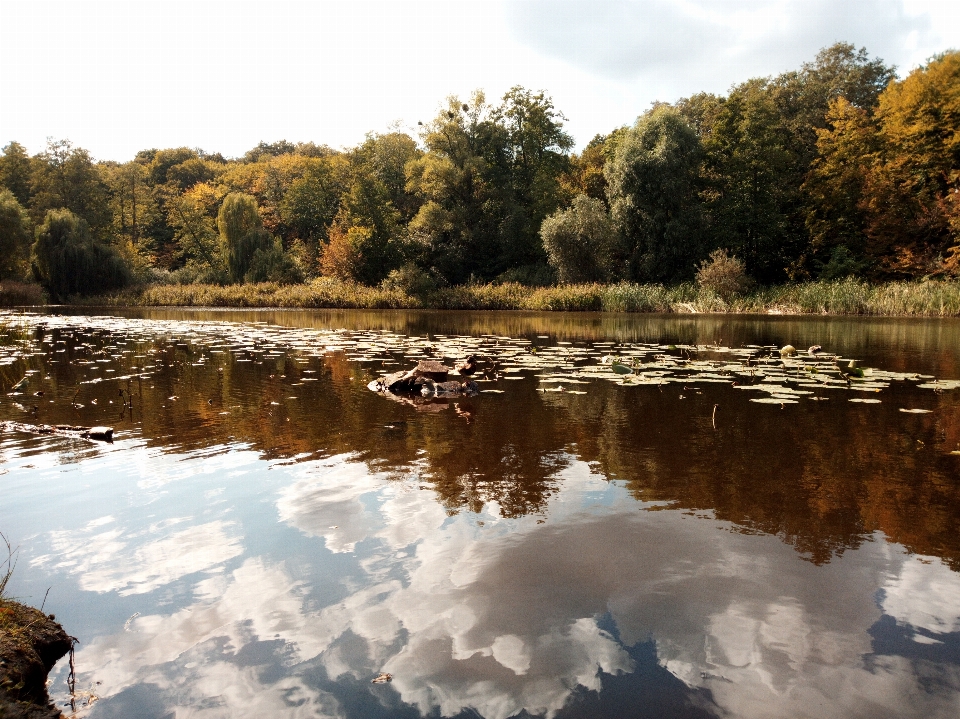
<box><xmin>68</xmin><ymin>637</ymin><xmax>79</xmax><ymax>713</ymax></box>
<box><xmin>40</xmin><ymin>587</ymin><xmax>50</xmax><ymax>612</ymax></box>
<box><xmin>712</xmin><ymin>404</ymin><xmax>718</xmax><ymax>430</ymax></box>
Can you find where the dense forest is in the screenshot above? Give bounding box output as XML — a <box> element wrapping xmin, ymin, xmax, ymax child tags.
<box><xmin>1</xmin><ymin>43</ymin><xmax>958</xmax><ymax>302</ymax></box>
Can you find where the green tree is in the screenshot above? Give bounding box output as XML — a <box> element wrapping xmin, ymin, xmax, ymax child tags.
<box><xmin>0</xmin><ymin>189</ymin><xmax>32</xmax><ymax>279</ymax></box>
<box><xmin>406</xmin><ymin>87</ymin><xmax>573</xmax><ymax>283</ymax></box>
<box><xmin>494</xmin><ymin>87</ymin><xmax>574</xmax><ymax>269</ymax></box>
<box><xmin>541</xmin><ymin>194</ymin><xmax>619</xmax><ymax>283</ymax></box>
<box><xmin>29</xmin><ymin>139</ymin><xmax>111</xmax><ymax>238</ymax></box>
<box><xmin>406</xmin><ymin>92</ymin><xmax>508</xmax><ymax>283</ymax></box>
<box><xmin>699</xmin><ymin>80</ymin><xmax>798</xmax><ymax>281</ymax></box>
<box><xmin>0</xmin><ymin>141</ymin><xmax>34</xmax><ymax>205</ymax></box>
<box><xmin>350</xmin><ymin>132</ymin><xmax>422</xmax><ymax>222</ymax></box>
<box><xmin>146</xmin><ymin>147</ymin><xmax>200</xmax><ymax>185</ymax></box>
<box><xmin>243</xmin><ymin>140</ymin><xmax>297</xmax><ymax>163</ymax></box>
<box><xmin>30</xmin><ymin>209</ymin><xmax>130</xmax><ymax>300</ymax></box>
<box><xmin>606</xmin><ymin>105</ymin><xmax>705</xmax><ymax>282</ymax></box>
<box><xmin>328</xmin><ymin>176</ymin><xmax>403</xmax><ymax>285</ymax></box>
<box><xmin>244</xmin><ymin>236</ymin><xmax>303</xmax><ymax>284</ymax></box>
<box><xmin>217</xmin><ymin>193</ymin><xmax>274</xmax><ymax>283</ymax></box>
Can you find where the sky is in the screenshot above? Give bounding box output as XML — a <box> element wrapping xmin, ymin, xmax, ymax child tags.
<box><xmin>1</xmin><ymin>0</ymin><xmax>959</xmax><ymax>161</ymax></box>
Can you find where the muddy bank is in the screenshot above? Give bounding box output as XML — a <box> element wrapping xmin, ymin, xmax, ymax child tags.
<box><xmin>0</xmin><ymin>600</ymin><xmax>72</xmax><ymax>719</ymax></box>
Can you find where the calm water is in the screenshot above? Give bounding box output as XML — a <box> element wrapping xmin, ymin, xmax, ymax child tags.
<box><xmin>2</xmin><ymin>307</ymin><xmax>960</xmax><ymax>719</ymax></box>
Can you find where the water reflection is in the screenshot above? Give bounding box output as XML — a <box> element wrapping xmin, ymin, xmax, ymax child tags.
<box><xmin>2</xmin><ymin>308</ymin><xmax>960</xmax><ymax>718</ymax></box>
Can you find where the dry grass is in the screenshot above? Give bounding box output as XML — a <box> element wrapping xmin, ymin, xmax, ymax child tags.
<box><xmin>0</xmin><ymin>282</ymin><xmax>46</xmax><ymax>307</ymax></box>
<box><xmin>76</xmin><ymin>277</ymin><xmax>960</xmax><ymax>317</ymax></box>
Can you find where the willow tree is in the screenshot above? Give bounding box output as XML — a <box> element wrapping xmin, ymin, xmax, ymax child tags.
<box><xmin>30</xmin><ymin>209</ymin><xmax>130</xmax><ymax>301</ymax></box>
<box><xmin>217</xmin><ymin>193</ymin><xmax>273</xmax><ymax>283</ymax></box>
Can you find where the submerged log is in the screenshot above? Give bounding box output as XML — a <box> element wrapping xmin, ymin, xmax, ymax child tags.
<box><xmin>0</xmin><ymin>421</ymin><xmax>114</xmax><ymax>442</ymax></box>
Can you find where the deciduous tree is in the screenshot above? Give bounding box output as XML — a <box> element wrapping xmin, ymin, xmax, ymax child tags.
<box><xmin>606</xmin><ymin>106</ymin><xmax>705</xmax><ymax>282</ymax></box>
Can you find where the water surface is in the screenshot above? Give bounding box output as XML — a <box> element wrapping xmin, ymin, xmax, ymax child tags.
<box><xmin>2</xmin><ymin>308</ymin><xmax>960</xmax><ymax>719</ymax></box>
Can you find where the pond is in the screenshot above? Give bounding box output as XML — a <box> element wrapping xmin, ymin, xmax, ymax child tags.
<box><xmin>2</xmin><ymin>307</ymin><xmax>960</xmax><ymax>719</ymax></box>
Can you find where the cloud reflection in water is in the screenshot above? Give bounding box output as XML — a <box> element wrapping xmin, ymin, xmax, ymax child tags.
<box><xmin>47</xmin><ymin>457</ymin><xmax>959</xmax><ymax>718</ymax></box>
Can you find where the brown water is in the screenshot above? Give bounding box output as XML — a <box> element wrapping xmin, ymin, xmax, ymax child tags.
<box><xmin>2</xmin><ymin>307</ymin><xmax>960</xmax><ymax>719</ymax></box>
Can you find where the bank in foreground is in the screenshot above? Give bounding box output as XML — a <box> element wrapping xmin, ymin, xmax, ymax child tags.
<box><xmin>0</xmin><ymin>598</ymin><xmax>72</xmax><ymax>718</ymax></box>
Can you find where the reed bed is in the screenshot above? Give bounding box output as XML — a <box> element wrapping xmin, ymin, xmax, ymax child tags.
<box><xmin>74</xmin><ymin>277</ymin><xmax>960</xmax><ymax>317</ymax></box>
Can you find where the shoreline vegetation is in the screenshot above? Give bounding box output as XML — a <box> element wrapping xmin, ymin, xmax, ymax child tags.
<box><xmin>34</xmin><ymin>277</ymin><xmax>960</xmax><ymax>317</ymax></box>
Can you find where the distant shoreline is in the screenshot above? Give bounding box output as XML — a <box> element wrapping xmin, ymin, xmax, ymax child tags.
<box><xmin>8</xmin><ymin>277</ymin><xmax>947</xmax><ymax>318</ymax></box>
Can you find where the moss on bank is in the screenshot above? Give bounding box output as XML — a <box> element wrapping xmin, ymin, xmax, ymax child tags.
<box><xmin>71</xmin><ymin>277</ymin><xmax>960</xmax><ymax>317</ymax></box>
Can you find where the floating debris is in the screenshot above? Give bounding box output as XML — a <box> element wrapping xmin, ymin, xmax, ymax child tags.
<box><xmin>0</xmin><ymin>421</ymin><xmax>113</xmax><ymax>442</ymax></box>
<box><xmin>371</xmin><ymin>672</ymin><xmax>392</xmax><ymax>684</ymax></box>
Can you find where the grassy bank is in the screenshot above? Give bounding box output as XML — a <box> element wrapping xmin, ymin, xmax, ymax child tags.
<box><xmin>40</xmin><ymin>277</ymin><xmax>960</xmax><ymax>317</ymax></box>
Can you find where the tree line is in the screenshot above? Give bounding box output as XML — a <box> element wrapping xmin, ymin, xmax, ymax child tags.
<box><xmin>1</xmin><ymin>43</ymin><xmax>957</xmax><ymax>300</ymax></box>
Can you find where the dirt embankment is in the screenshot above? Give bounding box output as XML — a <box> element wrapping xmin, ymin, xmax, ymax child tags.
<box><xmin>0</xmin><ymin>599</ymin><xmax>72</xmax><ymax>719</ymax></box>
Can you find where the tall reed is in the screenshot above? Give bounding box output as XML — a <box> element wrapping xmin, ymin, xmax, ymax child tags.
<box><xmin>76</xmin><ymin>277</ymin><xmax>960</xmax><ymax>317</ymax></box>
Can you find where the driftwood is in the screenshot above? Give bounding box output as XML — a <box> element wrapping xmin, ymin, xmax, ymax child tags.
<box><xmin>0</xmin><ymin>421</ymin><xmax>114</xmax><ymax>442</ymax></box>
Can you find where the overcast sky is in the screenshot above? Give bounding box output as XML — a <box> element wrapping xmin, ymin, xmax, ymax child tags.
<box><xmin>1</xmin><ymin>0</ymin><xmax>958</xmax><ymax>161</ymax></box>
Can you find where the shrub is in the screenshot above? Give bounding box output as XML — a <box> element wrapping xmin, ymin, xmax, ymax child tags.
<box><xmin>381</xmin><ymin>263</ymin><xmax>437</xmax><ymax>296</ymax></box>
<box><xmin>696</xmin><ymin>249</ymin><xmax>753</xmax><ymax>300</ymax></box>
<box><xmin>495</xmin><ymin>264</ymin><xmax>556</xmax><ymax>287</ymax></box>
<box><xmin>818</xmin><ymin>245</ymin><xmax>871</xmax><ymax>280</ymax></box>
<box><xmin>245</xmin><ymin>238</ymin><xmax>304</xmax><ymax>285</ymax></box>
<box><xmin>0</xmin><ymin>281</ymin><xmax>45</xmax><ymax>306</ymax></box>
<box><xmin>541</xmin><ymin>195</ymin><xmax>619</xmax><ymax>283</ymax></box>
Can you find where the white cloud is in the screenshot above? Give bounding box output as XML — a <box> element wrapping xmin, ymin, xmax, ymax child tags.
<box><xmin>2</xmin><ymin>0</ymin><xmax>958</xmax><ymax>159</ymax></box>
<box><xmin>33</xmin><ymin>516</ymin><xmax>242</xmax><ymax>595</ymax></box>
<box><xmin>882</xmin><ymin>555</ymin><xmax>960</xmax><ymax>635</ymax></box>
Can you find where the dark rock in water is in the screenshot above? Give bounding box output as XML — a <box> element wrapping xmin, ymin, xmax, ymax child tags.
<box><xmin>427</xmin><ymin>380</ymin><xmax>479</xmax><ymax>397</ymax></box>
<box><xmin>455</xmin><ymin>355</ymin><xmax>479</xmax><ymax>377</ymax></box>
<box><xmin>0</xmin><ymin>600</ymin><xmax>73</xmax><ymax>719</ymax></box>
<box><xmin>368</xmin><ymin>361</ymin><xmax>478</xmax><ymax>399</ymax></box>
<box><xmin>413</xmin><ymin>360</ymin><xmax>451</xmax><ymax>382</ymax></box>
<box><xmin>369</xmin><ymin>370</ymin><xmax>417</xmax><ymax>393</ymax></box>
